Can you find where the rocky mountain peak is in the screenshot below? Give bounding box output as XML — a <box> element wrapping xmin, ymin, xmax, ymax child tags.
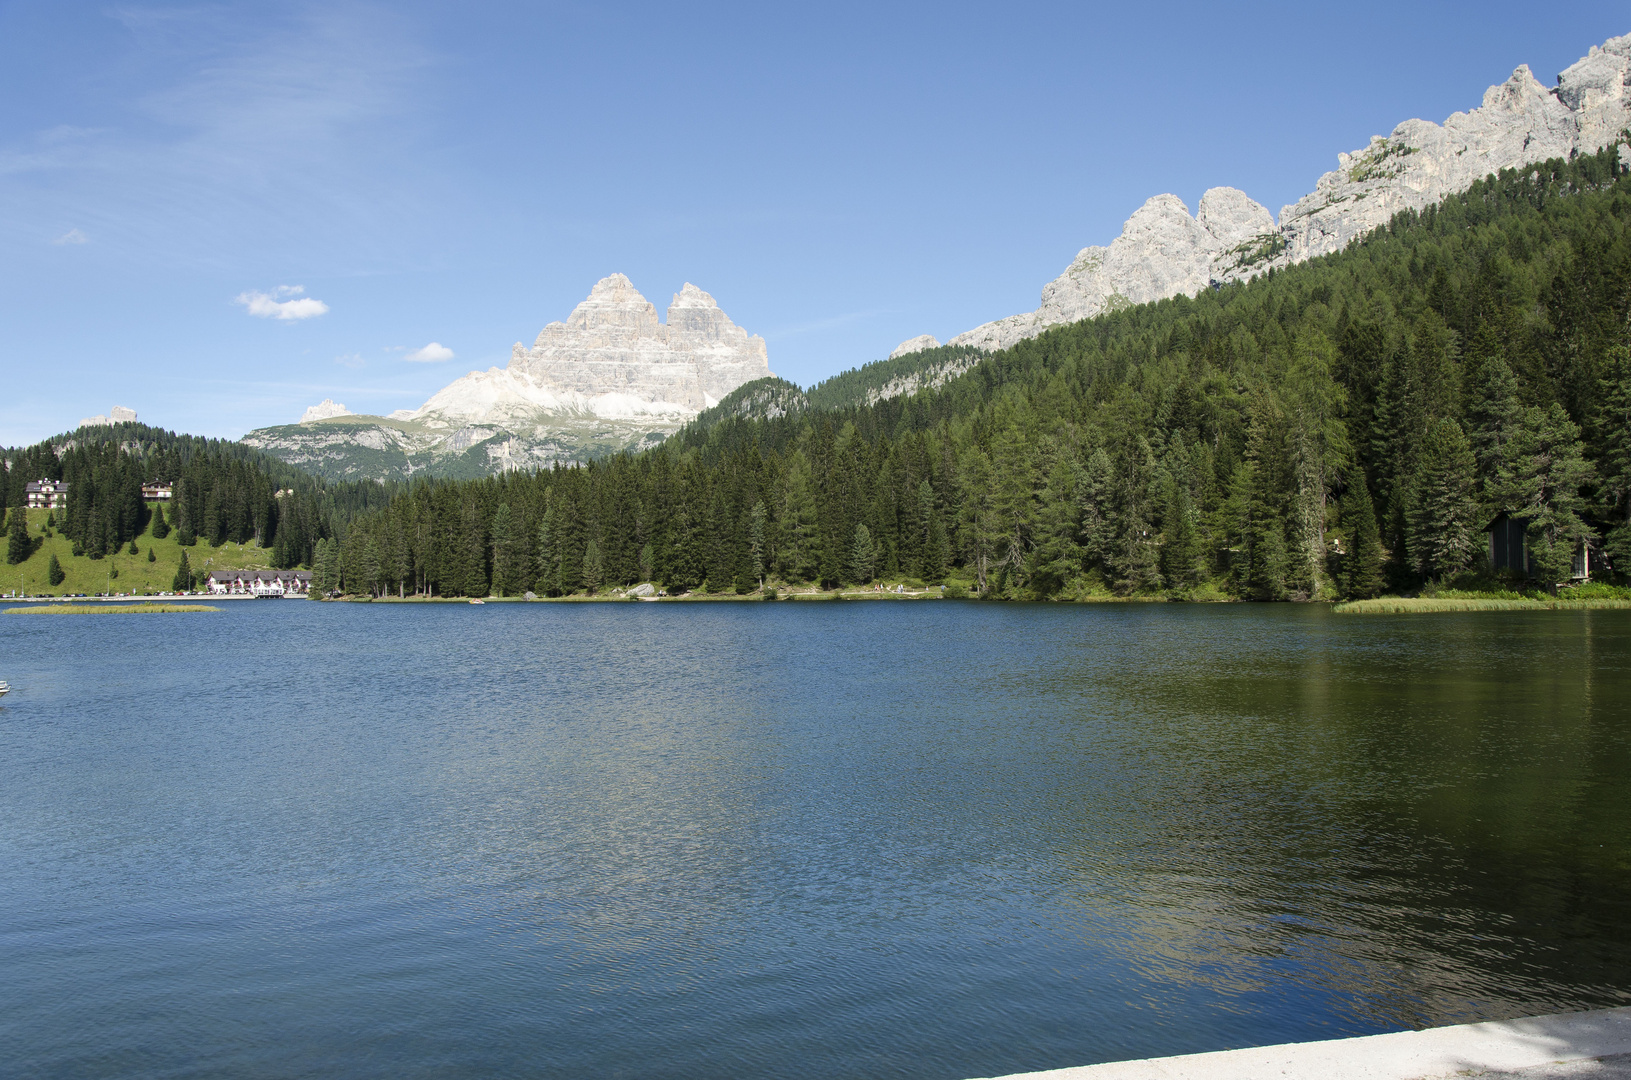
<box><xmin>300</xmin><ymin>399</ymin><xmax>351</xmax><ymax>423</ymax></box>
<box><xmin>890</xmin><ymin>334</ymin><xmax>941</xmax><ymax>359</ymax></box>
<box><xmin>549</xmin><ymin>273</ymin><xmax>662</xmax><ymax>339</ymax></box>
<box><xmin>252</xmin><ymin>275</ymin><xmax>773</xmax><ymax>478</ymax></box>
<box><xmin>670</xmin><ymin>283</ymin><xmax>719</xmax><ymax>309</ymax></box>
<box><xmin>1196</xmin><ymin>187</ymin><xmax>1276</xmax><ymax>249</ymax></box>
<box><xmin>941</xmin><ymin>32</ymin><xmax>1631</xmax><ymax>354</ymax></box>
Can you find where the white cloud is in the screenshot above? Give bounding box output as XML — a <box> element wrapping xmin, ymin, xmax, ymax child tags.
<box><xmin>334</xmin><ymin>353</ymin><xmax>365</xmax><ymax>368</ymax></box>
<box><xmin>0</xmin><ymin>9</ymin><xmax>434</xmax><ymax>268</ymax></box>
<box><xmin>236</xmin><ymin>285</ymin><xmax>329</xmax><ymax>320</ymax></box>
<box><xmin>403</xmin><ymin>341</ymin><xmax>454</xmax><ymax>362</ymax></box>
<box><xmin>52</xmin><ymin>228</ymin><xmax>88</xmax><ymax>244</ymax></box>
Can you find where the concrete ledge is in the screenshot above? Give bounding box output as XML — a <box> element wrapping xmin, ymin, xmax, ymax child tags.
<box><xmin>973</xmin><ymin>1008</ymin><xmax>1631</xmax><ymax>1080</ymax></box>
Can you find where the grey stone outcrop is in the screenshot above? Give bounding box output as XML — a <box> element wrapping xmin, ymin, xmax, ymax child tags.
<box><xmin>502</xmin><ymin>275</ymin><xmax>770</xmax><ymax>412</ymax></box>
<box><xmin>889</xmin><ymin>334</ymin><xmax>941</xmax><ymax>359</ymax></box>
<box><xmin>946</xmin><ymin>34</ymin><xmax>1631</xmax><ymax>353</ymax></box>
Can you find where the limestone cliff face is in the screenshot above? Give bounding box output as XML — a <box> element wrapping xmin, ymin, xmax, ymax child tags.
<box><xmin>889</xmin><ymin>334</ymin><xmax>941</xmax><ymax>359</ymax></box>
<box><xmin>244</xmin><ymin>275</ymin><xmax>771</xmax><ymax>479</ymax></box>
<box><xmin>408</xmin><ymin>274</ymin><xmax>770</xmax><ymax>422</ymax></box>
<box><xmin>300</xmin><ymin>399</ymin><xmax>351</xmax><ymax>423</ymax></box>
<box><xmin>372</xmin><ymin>274</ymin><xmax>769</xmax><ymax>428</ymax></box>
<box><xmin>949</xmin><ymin>34</ymin><xmax>1631</xmax><ymax>352</ymax></box>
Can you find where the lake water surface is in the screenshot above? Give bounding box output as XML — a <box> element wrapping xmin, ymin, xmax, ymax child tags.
<box><xmin>1</xmin><ymin>601</ymin><xmax>1628</xmax><ymax>1079</ymax></box>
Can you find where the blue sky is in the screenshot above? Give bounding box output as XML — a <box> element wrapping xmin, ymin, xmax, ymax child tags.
<box><xmin>2</xmin><ymin>2</ymin><xmax>1626</xmax><ymax>445</ymax></box>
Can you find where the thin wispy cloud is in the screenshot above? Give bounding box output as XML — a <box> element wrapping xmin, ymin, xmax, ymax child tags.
<box><xmin>52</xmin><ymin>228</ymin><xmax>88</xmax><ymax>245</ymax></box>
<box><xmin>767</xmin><ymin>308</ymin><xmax>894</xmax><ymax>340</ymax></box>
<box><xmin>0</xmin><ymin>5</ymin><xmax>438</xmax><ymax>267</ymax></box>
<box><xmin>237</xmin><ymin>285</ymin><xmax>329</xmax><ymax>320</ymax></box>
<box><xmin>403</xmin><ymin>342</ymin><xmax>454</xmax><ymax>362</ymax></box>
<box><xmin>334</xmin><ymin>353</ymin><xmax>365</xmax><ymax>368</ymax></box>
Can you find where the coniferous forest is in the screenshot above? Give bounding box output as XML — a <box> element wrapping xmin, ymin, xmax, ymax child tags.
<box><xmin>0</xmin><ymin>424</ymin><xmax>398</xmax><ymax>572</ymax></box>
<box><xmin>7</xmin><ymin>147</ymin><xmax>1631</xmax><ymax>600</ymax></box>
<box><xmin>296</xmin><ymin>147</ymin><xmax>1629</xmax><ymax>600</ymax></box>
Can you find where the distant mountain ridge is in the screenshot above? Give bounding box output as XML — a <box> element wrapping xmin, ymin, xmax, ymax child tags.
<box><xmin>242</xmin><ymin>275</ymin><xmax>772</xmax><ymax>480</ymax></box>
<box><xmin>674</xmin><ymin>342</ymin><xmax>994</xmax><ymax>445</ymax></box>
<box><xmin>909</xmin><ymin>33</ymin><xmax>1631</xmax><ymax>354</ymax></box>
<box><xmin>245</xmin><ymin>33</ymin><xmax>1631</xmax><ymax>482</ymax></box>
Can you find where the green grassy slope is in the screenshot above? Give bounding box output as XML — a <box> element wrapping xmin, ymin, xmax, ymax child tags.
<box><xmin>5</xmin><ymin>506</ymin><xmax>279</xmax><ymax>597</ymax></box>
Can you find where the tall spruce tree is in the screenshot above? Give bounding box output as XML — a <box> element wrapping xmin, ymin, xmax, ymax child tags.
<box><xmin>1029</xmin><ymin>456</ymin><xmax>1083</xmax><ymax>594</ymax></box>
<box><xmin>1406</xmin><ymin>419</ymin><xmax>1481</xmax><ymax>581</ymax></box>
<box><xmin>1465</xmin><ymin>354</ymin><xmax>1523</xmax><ymax>497</ymax></box>
<box><xmin>534</xmin><ymin>502</ymin><xmax>559</xmax><ymax>596</ymax></box>
<box><xmin>491</xmin><ymin>503</ymin><xmax>523</xmax><ymax>596</ymax></box>
<box><xmin>172</xmin><ymin>550</ymin><xmax>193</xmax><ymax>593</ymax></box>
<box><xmin>1595</xmin><ymin>344</ymin><xmax>1631</xmax><ymax>566</ymax></box>
<box><xmin>748</xmin><ymin>500</ymin><xmax>766</xmax><ymax>588</ymax></box>
<box><xmin>581</xmin><ymin>539</ymin><xmax>603</xmax><ymax>594</ymax></box>
<box><xmin>6</xmin><ymin>510</ymin><xmax>30</xmax><ymax>565</ymax></box>
<box><xmin>849</xmin><ymin>523</ymin><xmax>875</xmax><ymax>584</ymax></box>
<box><xmin>1494</xmin><ymin>403</ymin><xmax>1596</xmax><ymax>582</ymax></box>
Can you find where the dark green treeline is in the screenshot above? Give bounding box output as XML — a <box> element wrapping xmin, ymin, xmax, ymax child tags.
<box><xmin>325</xmin><ymin>147</ymin><xmax>1631</xmax><ymax>599</ymax></box>
<box><xmin>0</xmin><ymin>424</ymin><xmax>399</xmax><ymax>567</ymax></box>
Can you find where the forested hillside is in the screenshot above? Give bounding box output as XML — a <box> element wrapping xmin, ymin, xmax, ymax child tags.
<box><xmin>311</xmin><ymin>146</ymin><xmax>1631</xmax><ymax>599</ymax></box>
<box><xmin>676</xmin><ymin>343</ymin><xmax>991</xmax><ymax>443</ymax></box>
<box><xmin>2</xmin><ymin>423</ymin><xmax>398</xmax><ymax>576</ymax></box>
<box><xmin>19</xmin><ymin>146</ymin><xmax>1627</xmax><ymax>602</ymax></box>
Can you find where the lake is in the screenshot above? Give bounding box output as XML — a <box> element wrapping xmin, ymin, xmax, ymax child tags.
<box><xmin>1</xmin><ymin>601</ymin><xmax>1628</xmax><ymax>1079</ymax></box>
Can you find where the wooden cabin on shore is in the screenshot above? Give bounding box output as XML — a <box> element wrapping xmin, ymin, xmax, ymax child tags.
<box><xmin>1484</xmin><ymin>512</ymin><xmax>1605</xmax><ymax>581</ymax></box>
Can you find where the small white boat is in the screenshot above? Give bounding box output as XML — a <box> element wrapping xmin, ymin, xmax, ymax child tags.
<box><xmin>0</xmin><ymin>681</ymin><xmax>9</xmax><ymax>697</ymax></box>
<box><xmin>469</xmin><ymin>599</ymin><xmax>485</xmax><ymax>605</ymax></box>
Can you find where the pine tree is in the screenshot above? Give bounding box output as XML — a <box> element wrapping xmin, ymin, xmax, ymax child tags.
<box><xmin>1285</xmin><ymin>328</ymin><xmax>1352</xmax><ymax>594</ymax></box>
<box><xmin>777</xmin><ymin>452</ymin><xmax>819</xmax><ymax>584</ymax></box>
<box><xmin>147</xmin><ymin>547</ymin><xmax>156</xmax><ymax>563</ymax></box>
<box><xmin>666</xmin><ymin>465</ymin><xmax>706</xmax><ymax>594</ymax></box>
<box><xmin>1465</xmin><ymin>354</ymin><xmax>1523</xmax><ymax>495</ymax></box>
<box><xmin>922</xmin><ymin>512</ymin><xmax>950</xmax><ymax>584</ymax></box>
<box><xmin>1109</xmin><ymin>434</ymin><xmax>1161</xmax><ymax>594</ymax></box>
<box><xmin>706</xmin><ymin>483</ymin><xmax>737</xmax><ymax>592</ymax></box>
<box><xmin>47</xmin><ymin>552</ymin><xmax>65</xmax><ymax>586</ymax></box>
<box><xmin>1406</xmin><ymin>418</ymin><xmax>1481</xmax><ymax>581</ymax></box>
<box><xmin>1234</xmin><ymin>402</ymin><xmax>1291</xmax><ymax>600</ymax></box>
<box><xmin>1494</xmin><ymin>403</ymin><xmax>1596</xmax><ymax>582</ymax></box>
<box><xmin>581</xmin><ymin>539</ymin><xmax>603</xmax><ymax>594</ymax></box>
<box><xmin>849</xmin><ymin>523</ymin><xmax>875</xmax><ymax>584</ymax></box>
<box><xmin>6</xmin><ymin>510</ymin><xmax>33</xmax><ymax>565</ymax></box>
<box><xmin>1029</xmin><ymin>454</ymin><xmax>1082</xmax><ymax>595</ymax></box>
<box><xmin>534</xmin><ymin>503</ymin><xmax>559</xmax><ymax>595</ymax></box>
<box><xmin>990</xmin><ymin>426</ymin><xmax>1038</xmax><ymax>594</ymax></box>
<box><xmin>1595</xmin><ymin>344</ymin><xmax>1631</xmax><ymax>566</ymax></box>
<box><xmin>348</xmin><ymin>533</ymin><xmax>382</xmax><ymax>597</ymax></box>
<box><xmin>957</xmin><ymin>448</ymin><xmax>998</xmax><ymax>592</ymax></box>
<box><xmin>1076</xmin><ymin>447</ymin><xmax>1114</xmax><ymax>575</ymax></box>
<box><xmin>457</xmin><ymin>502</ymin><xmax>488</xmax><ymax>597</ymax></box>
<box><xmin>172</xmin><ymin>550</ymin><xmax>194</xmax><ymax>593</ymax></box>
<box><xmin>748</xmin><ymin>500</ymin><xmax>766</xmax><ymax>588</ymax></box>
<box><xmin>490</xmin><ymin>503</ymin><xmax>522</xmax><ymax>596</ymax></box>
<box><xmin>1342</xmin><ymin>480</ymin><xmax>1385</xmax><ymax>599</ymax></box>
<box><xmin>1161</xmin><ymin>480</ymin><xmax>1199</xmax><ymax>591</ymax></box>
<box><xmin>311</xmin><ymin>538</ymin><xmax>338</xmax><ymax>595</ymax></box>
<box><xmin>150</xmin><ymin>502</ymin><xmax>170</xmax><ymax>540</ymax></box>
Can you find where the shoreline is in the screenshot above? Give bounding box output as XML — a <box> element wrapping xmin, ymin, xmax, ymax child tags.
<box><xmin>971</xmin><ymin>1008</ymin><xmax>1631</xmax><ymax>1080</ymax></box>
<box><xmin>1336</xmin><ymin>597</ymin><xmax>1631</xmax><ymax>613</ymax></box>
<box><xmin>6</xmin><ymin>590</ymin><xmax>1629</xmax><ymax>610</ymax></box>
